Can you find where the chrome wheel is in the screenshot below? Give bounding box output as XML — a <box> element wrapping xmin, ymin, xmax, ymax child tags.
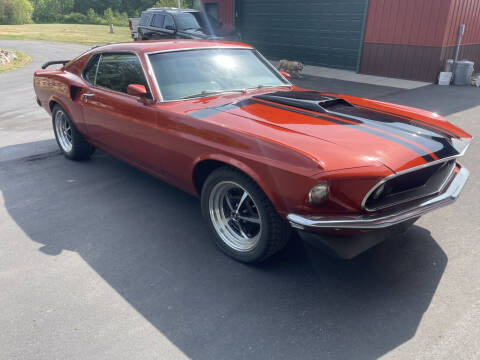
<box><xmin>55</xmin><ymin>110</ymin><xmax>73</xmax><ymax>153</ymax></box>
<box><xmin>209</xmin><ymin>181</ymin><xmax>262</xmax><ymax>252</ymax></box>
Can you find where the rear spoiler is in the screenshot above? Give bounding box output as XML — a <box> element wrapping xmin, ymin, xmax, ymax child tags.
<box><xmin>41</xmin><ymin>60</ymin><xmax>70</xmax><ymax>69</ymax></box>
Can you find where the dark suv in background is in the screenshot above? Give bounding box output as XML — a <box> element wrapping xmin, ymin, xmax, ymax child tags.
<box><xmin>138</xmin><ymin>8</ymin><xmax>239</xmax><ymax>41</ymax></box>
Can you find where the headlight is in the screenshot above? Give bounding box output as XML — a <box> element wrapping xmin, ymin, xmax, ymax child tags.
<box><xmin>308</xmin><ymin>182</ymin><xmax>329</xmax><ymax>205</ymax></box>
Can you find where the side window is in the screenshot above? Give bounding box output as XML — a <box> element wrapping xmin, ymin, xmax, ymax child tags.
<box><xmin>164</xmin><ymin>15</ymin><xmax>174</xmax><ymax>29</ymax></box>
<box><xmin>152</xmin><ymin>14</ymin><xmax>165</xmax><ymax>28</ymax></box>
<box><xmin>83</xmin><ymin>54</ymin><xmax>100</xmax><ymax>84</ymax></box>
<box><xmin>140</xmin><ymin>13</ymin><xmax>151</xmax><ymax>26</ymax></box>
<box><xmin>95</xmin><ymin>53</ymin><xmax>152</xmax><ymax>98</ymax></box>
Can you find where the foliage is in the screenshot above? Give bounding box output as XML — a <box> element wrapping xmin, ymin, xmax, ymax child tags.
<box><xmin>0</xmin><ymin>0</ymin><xmax>33</xmax><ymax>24</ymax></box>
<box><xmin>153</xmin><ymin>0</ymin><xmax>194</xmax><ymax>8</ymax></box>
<box><xmin>2</xmin><ymin>0</ymin><xmax>198</xmax><ymax>26</ymax></box>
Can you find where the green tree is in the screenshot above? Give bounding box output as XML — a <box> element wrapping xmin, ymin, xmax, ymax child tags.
<box><xmin>32</xmin><ymin>0</ymin><xmax>73</xmax><ymax>22</ymax></box>
<box><xmin>0</xmin><ymin>0</ymin><xmax>33</xmax><ymax>24</ymax></box>
<box><xmin>153</xmin><ymin>0</ymin><xmax>194</xmax><ymax>8</ymax></box>
<box><xmin>103</xmin><ymin>7</ymin><xmax>113</xmax><ymax>23</ymax></box>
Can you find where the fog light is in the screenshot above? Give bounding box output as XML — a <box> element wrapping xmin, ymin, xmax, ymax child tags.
<box><xmin>308</xmin><ymin>182</ymin><xmax>329</xmax><ymax>205</ymax></box>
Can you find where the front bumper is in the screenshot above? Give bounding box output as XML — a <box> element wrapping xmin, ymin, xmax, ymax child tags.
<box><xmin>288</xmin><ymin>166</ymin><xmax>469</xmax><ymax>231</ymax></box>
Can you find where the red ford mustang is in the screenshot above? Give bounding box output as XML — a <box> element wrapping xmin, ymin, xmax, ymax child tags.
<box><xmin>33</xmin><ymin>40</ymin><xmax>472</xmax><ymax>262</ymax></box>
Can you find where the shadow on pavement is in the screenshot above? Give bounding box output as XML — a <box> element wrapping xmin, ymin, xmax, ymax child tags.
<box><xmin>0</xmin><ymin>140</ymin><xmax>448</xmax><ymax>360</ymax></box>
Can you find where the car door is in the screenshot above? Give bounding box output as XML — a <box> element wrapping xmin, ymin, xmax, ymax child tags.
<box><xmin>162</xmin><ymin>15</ymin><xmax>177</xmax><ymax>38</ymax></box>
<box><xmin>80</xmin><ymin>52</ymin><xmax>163</xmax><ymax>173</ymax></box>
<box><xmin>146</xmin><ymin>13</ymin><xmax>164</xmax><ymax>39</ymax></box>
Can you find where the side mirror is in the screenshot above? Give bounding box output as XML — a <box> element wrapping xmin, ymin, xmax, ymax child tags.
<box><xmin>165</xmin><ymin>24</ymin><xmax>176</xmax><ymax>32</ymax></box>
<box><xmin>127</xmin><ymin>84</ymin><xmax>147</xmax><ymax>98</ymax></box>
<box><xmin>279</xmin><ymin>70</ymin><xmax>291</xmax><ymax>79</ymax></box>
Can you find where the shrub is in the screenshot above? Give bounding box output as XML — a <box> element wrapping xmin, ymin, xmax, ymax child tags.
<box><xmin>61</xmin><ymin>12</ymin><xmax>87</xmax><ymax>24</ymax></box>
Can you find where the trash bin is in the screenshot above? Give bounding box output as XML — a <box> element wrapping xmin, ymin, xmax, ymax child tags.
<box><xmin>444</xmin><ymin>59</ymin><xmax>454</xmax><ymax>72</ymax></box>
<box><xmin>453</xmin><ymin>60</ymin><xmax>474</xmax><ymax>85</ymax></box>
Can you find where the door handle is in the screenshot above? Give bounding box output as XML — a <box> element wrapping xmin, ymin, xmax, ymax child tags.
<box><xmin>82</xmin><ymin>93</ymin><xmax>94</xmax><ymax>102</ymax></box>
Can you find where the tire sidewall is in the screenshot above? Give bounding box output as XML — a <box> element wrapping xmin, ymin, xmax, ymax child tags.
<box><xmin>52</xmin><ymin>105</ymin><xmax>74</xmax><ymax>159</ymax></box>
<box><xmin>201</xmin><ymin>169</ymin><xmax>275</xmax><ymax>263</ymax></box>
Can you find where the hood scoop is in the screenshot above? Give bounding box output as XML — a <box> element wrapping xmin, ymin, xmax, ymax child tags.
<box><xmin>254</xmin><ymin>91</ymin><xmax>353</xmax><ymax>113</ymax></box>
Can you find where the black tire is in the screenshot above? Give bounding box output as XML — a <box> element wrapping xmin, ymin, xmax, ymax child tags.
<box><xmin>201</xmin><ymin>166</ymin><xmax>289</xmax><ymax>263</ymax></box>
<box><xmin>52</xmin><ymin>104</ymin><xmax>95</xmax><ymax>161</ymax></box>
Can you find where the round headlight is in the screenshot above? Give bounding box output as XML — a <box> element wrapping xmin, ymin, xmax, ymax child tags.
<box><xmin>308</xmin><ymin>182</ymin><xmax>329</xmax><ymax>205</ymax></box>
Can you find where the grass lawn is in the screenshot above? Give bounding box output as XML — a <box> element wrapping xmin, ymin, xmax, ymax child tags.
<box><xmin>0</xmin><ymin>50</ymin><xmax>32</xmax><ymax>73</ymax></box>
<box><xmin>0</xmin><ymin>24</ymin><xmax>131</xmax><ymax>45</ymax></box>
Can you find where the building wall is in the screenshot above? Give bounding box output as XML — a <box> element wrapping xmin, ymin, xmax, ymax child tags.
<box><xmin>235</xmin><ymin>0</ymin><xmax>369</xmax><ymax>70</ymax></box>
<box><xmin>360</xmin><ymin>0</ymin><xmax>480</xmax><ymax>82</ymax></box>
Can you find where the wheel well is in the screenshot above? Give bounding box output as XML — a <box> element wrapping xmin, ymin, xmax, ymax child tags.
<box><xmin>193</xmin><ymin>160</ymin><xmax>230</xmax><ymax>195</ymax></box>
<box><xmin>49</xmin><ymin>100</ymin><xmax>58</xmax><ymax>112</ymax></box>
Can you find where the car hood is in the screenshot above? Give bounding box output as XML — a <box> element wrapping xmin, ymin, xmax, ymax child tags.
<box><xmin>185</xmin><ymin>90</ymin><xmax>472</xmax><ymax>173</ymax></box>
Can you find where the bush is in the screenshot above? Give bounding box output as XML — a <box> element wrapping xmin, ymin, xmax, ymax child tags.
<box><xmin>0</xmin><ymin>0</ymin><xmax>33</xmax><ymax>24</ymax></box>
<box><xmin>61</xmin><ymin>11</ymin><xmax>87</xmax><ymax>24</ymax></box>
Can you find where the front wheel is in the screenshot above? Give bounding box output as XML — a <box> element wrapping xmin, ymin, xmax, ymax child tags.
<box><xmin>201</xmin><ymin>167</ymin><xmax>289</xmax><ymax>263</ymax></box>
<box><xmin>52</xmin><ymin>105</ymin><xmax>95</xmax><ymax>160</ymax></box>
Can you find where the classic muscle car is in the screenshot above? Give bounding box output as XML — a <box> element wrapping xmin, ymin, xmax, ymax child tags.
<box><xmin>33</xmin><ymin>40</ymin><xmax>472</xmax><ymax>262</ymax></box>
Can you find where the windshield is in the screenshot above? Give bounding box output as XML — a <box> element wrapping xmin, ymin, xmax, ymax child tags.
<box><xmin>175</xmin><ymin>13</ymin><xmax>201</xmax><ymax>30</ymax></box>
<box><xmin>148</xmin><ymin>48</ymin><xmax>289</xmax><ymax>101</ymax></box>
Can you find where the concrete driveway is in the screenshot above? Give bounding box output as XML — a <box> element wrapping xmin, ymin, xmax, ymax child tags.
<box><xmin>1</xmin><ymin>40</ymin><xmax>479</xmax><ymax>360</ymax></box>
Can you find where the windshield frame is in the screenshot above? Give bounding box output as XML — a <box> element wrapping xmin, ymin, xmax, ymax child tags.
<box><xmin>144</xmin><ymin>46</ymin><xmax>292</xmax><ymax>103</ymax></box>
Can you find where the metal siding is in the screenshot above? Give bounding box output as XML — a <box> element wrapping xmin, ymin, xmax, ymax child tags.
<box><xmin>236</xmin><ymin>0</ymin><xmax>368</xmax><ymax>70</ymax></box>
<box><xmin>443</xmin><ymin>0</ymin><xmax>480</xmax><ymax>46</ymax></box>
<box><xmin>363</xmin><ymin>0</ymin><xmax>452</xmax><ymax>46</ymax></box>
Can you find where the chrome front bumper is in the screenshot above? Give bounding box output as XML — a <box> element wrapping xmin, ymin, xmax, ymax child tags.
<box><xmin>287</xmin><ymin>166</ymin><xmax>470</xmax><ymax>230</ymax></box>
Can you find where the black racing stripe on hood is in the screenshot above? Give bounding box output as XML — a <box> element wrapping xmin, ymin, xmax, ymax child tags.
<box><xmin>253</xmin><ymin>92</ymin><xmax>460</xmax><ymax>160</ymax></box>
<box><xmin>324</xmin><ymin>107</ymin><xmax>460</xmax><ymax>160</ymax></box>
<box><xmin>247</xmin><ymin>99</ymin><xmax>436</xmax><ymax>163</ymax></box>
<box><xmin>356</xmin><ymin>105</ymin><xmax>461</xmax><ymax>139</ymax></box>
<box><xmin>188</xmin><ymin>98</ymin><xmax>437</xmax><ymax>163</ymax></box>
<box><xmin>188</xmin><ymin>103</ymin><xmax>240</xmax><ymax>120</ymax></box>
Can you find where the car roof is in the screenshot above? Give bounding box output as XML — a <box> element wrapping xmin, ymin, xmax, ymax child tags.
<box><xmin>89</xmin><ymin>40</ymin><xmax>253</xmax><ymax>55</ymax></box>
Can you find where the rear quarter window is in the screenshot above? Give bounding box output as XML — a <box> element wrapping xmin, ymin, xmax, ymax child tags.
<box><xmin>94</xmin><ymin>53</ymin><xmax>152</xmax><ymax>99</ymax></box>
<box><xmin>140</xmin><ymin>13</ymin><xmax>151</xmax><ymax>26</ymax></box>
<box><xmin>83</xmin><ymin>54</ymin><xmax>100</xmax><ymax>84</ymax></box>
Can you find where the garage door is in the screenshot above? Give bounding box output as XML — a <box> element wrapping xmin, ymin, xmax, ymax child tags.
<box><xmin>235</xmin><ymin>0</ymin><xmax>369</xmax><ymax>70</ymax></box>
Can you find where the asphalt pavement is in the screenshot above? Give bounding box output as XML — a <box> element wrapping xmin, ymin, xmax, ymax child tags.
<box><xmin>1</xmin><ymin>40</ymin><xmax>479</xmax><ymax>360</ymax></box>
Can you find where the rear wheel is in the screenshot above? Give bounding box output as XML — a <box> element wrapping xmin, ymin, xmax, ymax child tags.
<box><xmin>201</xmin><ymin>167</ymin><xmax>289</xmax><ymax>263</ymax></box>
<box><xmin>52</xmin><ymin>105</ymin><xmax>95</xmax><ymax>160</ymax></box>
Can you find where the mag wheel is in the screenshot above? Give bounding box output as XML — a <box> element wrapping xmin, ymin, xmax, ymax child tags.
<box><xmin>201</xmin><ymin>167</ymin><xmax>289</xmax><ymax>263</ymax></box>
<box><xmin>52</xmin><ymin>105</ymin><xmax>95</xmax><ymax>160</ymax></box>
<box><xmin>54</xmin><ymin>109</ymin><xmax>73</xmax><ymax>153</ymax></box>
<box><xmin>209</xmin><ymin>181</ymin><xmax>262</xmax><ymax>252</ymax></box>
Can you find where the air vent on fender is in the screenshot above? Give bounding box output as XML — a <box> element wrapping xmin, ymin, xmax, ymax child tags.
<box><xmin>254</xmin><ymin>91</ymin><xmax>353</xmax><ymax>113</ymax></box>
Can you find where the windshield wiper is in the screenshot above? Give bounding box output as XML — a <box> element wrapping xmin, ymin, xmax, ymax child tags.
<box><xmin>180</xmin><ymin>89</ymin><xmax>246</xmax><ymax>99</ymax></box>
<box><xmin>246</xmin><ymin>84</ymin><xmax>292</xmax><ymax>91</ymax></box>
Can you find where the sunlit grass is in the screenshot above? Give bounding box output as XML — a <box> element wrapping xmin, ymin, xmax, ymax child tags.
<box><xmin>0</xmin><ymin>24</ymin><xmax>131</xmax><ymax>45</ymax></box>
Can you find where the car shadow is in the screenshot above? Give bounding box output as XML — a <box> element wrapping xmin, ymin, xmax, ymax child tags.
<box><xmin>0</xmin><ymin>140</ymin><xmax>448</xmax><ymax>360</ymax></box>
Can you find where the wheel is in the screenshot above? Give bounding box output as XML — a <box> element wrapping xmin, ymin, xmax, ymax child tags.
<box><xmin>52</xmin><ymin>105</ymin><xmax>95</xmax><ymax>160</ymax></box>
<box><xmin>201</xmin><ymin>167</ymin><xmax>289</xmax><ymax>263</ymax></box>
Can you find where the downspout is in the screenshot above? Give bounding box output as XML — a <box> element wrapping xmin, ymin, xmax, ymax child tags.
<box><xmin>356</xmin><ymin>0</ymin><xmax>370</xmax><ymax>73</ymax></box>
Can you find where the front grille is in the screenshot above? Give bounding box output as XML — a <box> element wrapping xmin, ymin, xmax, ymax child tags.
<box><xmin>364</xmin><ymin>160</ymin><xmax>456</xmax><ymax>211</ymax></box>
